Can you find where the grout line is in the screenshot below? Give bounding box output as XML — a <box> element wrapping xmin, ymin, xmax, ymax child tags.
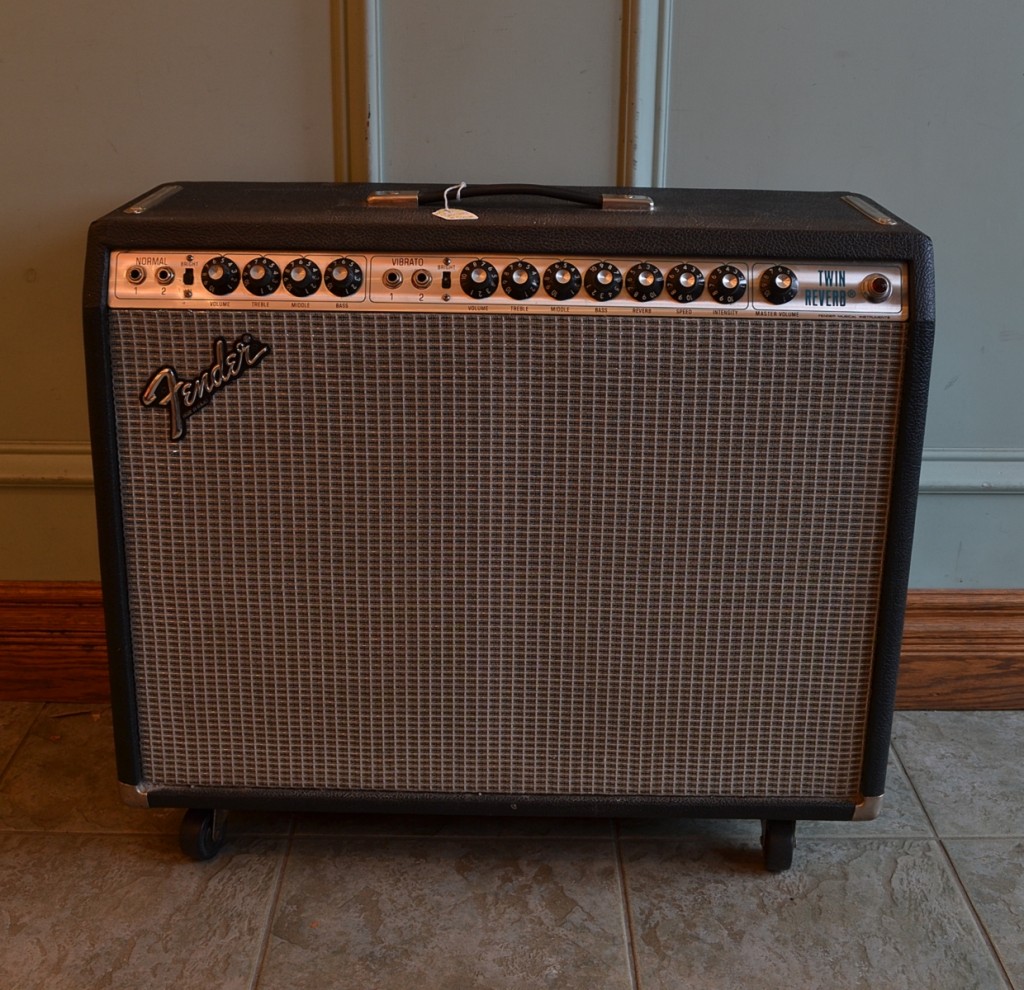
<box><xmin>935</xmin><ymin>839</ymin><xmax>1016</xmax><ymax>990</ymax></box>
<box><xmin>888</xmin><ymin>737</ymin><xmax>939</xmax><ymax>839</ymax></box>
<box><xmin>0</xmin><ymin>702</ymin><xmax>46</xmax><ymax>785</ymax></box>
<box><xmin>613</xmin><ymin>821</ymin><xmax>643</xmax><ymax>990</ymax></box>
<box><xmin>248</xmin><ymin>816</ymin><xmax>296</xmax><ymax>990</ymax></box>
<box><xmin>893</xmin><ymin>720</ymin><xmax>1016</xmax><ymax>988</ymax></box>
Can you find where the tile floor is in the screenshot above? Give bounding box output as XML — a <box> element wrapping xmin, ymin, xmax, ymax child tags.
<box><xmin>1</xmin><ymin>703</ymin><xmax>1021</xmax><ymax>989</ymax></box>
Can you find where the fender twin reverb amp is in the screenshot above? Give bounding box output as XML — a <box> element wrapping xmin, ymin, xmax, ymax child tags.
<box><xmin>83</xmin><ymin>183</ymin><xmax>933</xmax><ymax>870</ymax></box>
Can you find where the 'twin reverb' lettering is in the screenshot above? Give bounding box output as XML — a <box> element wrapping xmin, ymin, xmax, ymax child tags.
<box><xmin>140</xmin><ymin>335</ymin><xmax>270</xmax><ymax>441</ymax></box>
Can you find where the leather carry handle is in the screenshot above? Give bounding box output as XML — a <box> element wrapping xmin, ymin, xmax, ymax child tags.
<box><xmin>366</xmin><ymin>183</ymin><xmax>654</xmax><ymax>212</ymax></box>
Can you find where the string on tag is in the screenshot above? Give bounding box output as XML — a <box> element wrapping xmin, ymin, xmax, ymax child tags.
<box><xmin>433</xmin><ymin>181</ymin><xmax>478</xmax><ymax>221</ymax></box>
<box><xmin>442</xmin><ymin>182</ymin><xmax>468</xmax><ymax>211</ymax></box>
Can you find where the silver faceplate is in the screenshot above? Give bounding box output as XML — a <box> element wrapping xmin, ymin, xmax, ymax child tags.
<box><xmin>109</xmin><ymin>251</ymin><xmax>908</xmax><ymax>321</ymax></box>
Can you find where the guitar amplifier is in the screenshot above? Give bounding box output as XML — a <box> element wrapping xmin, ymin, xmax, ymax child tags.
<box><xmin>83</xmin><ymin>183</ymin><xmax>933</xmax><ymax>869</ymax></box>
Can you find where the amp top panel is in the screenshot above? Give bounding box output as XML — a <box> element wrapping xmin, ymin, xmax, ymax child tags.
<box><xmin>108</xmin><ymin>251</ymin><xmax>908</xmax><ymax>321</ymax></box>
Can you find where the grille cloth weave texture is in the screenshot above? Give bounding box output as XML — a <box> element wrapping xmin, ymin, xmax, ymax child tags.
<box><xmin>110</xmin><ymin>310</ymin><xmax>906</xmax><ymax>800</ymax></box>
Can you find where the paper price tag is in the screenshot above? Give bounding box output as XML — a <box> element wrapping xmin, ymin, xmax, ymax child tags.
<box><xmin>432</xmin><ymin>207</ymin><xmax>478</xmax><ymax>221</ymax></box>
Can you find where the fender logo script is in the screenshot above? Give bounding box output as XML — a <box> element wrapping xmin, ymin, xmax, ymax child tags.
<box><xmin>140</xmin><ymin>334</ymin><xmax>270</xmax><ymax>441</ymax></box>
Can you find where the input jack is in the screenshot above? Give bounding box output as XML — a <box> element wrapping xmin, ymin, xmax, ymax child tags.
<box><xmin>383</xmin><ymin>268</ymin><xmax>403</xmax><ymax>288</ymax></box>
<box><xmin>411</xmin><ymin>268</ymin><xmax>433</xmax><ymax>289</ymax></box>
<box><xmin>126</xmin><ymin>266</ymin><xmax>146</xmax><ymax>285</ymax></box>
<box><xmin>863</xmin><ymin>273</ymin><xmax>892</xmax><ymax>304</ymax></box>
<box><xmin>156</xmin><ymin>266</ymin><xmax>175</xmax><ymax>285</ymax></box>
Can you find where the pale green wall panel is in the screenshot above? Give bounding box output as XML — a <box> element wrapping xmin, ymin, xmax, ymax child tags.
<box><xmin>0</xmin><ymin>488</ymin><xmax>99</xmax><ymax>582</ymax></box>
<box><xmin>1</xmin><ymin>0</ymin><xmax>333</xmax><ymax>442</ymax></box>
<box><xmin>663</xmin><ymin>0</ymin><xmax>1023</xmax><ymax>451</ymax></box>
<box><xmin>0</xmin><ymin>0</ymin><xmax>334</xmax><ymax>578</ymax></box>
<box><xmin>664</xmin><ymin>1</ymin><xmax>1024</xmax><ymax>587</ymax></box>
<box><xmin>910</xmin><ymin>496</ymin><xmax>1024</xmax><ymax>589</ymax></box>
<box><xmin>375</xmin><ymin>0</ymin><xmax>623</xmax><ymax>184</ymax></box>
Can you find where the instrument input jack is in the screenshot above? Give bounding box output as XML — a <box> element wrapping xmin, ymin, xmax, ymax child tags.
<box><xmin>411</xmin><ymin>269</ymin><xmax>432</xmax><ymax>289</ymax></box>
<box><xmin>126</xmin><ymin>266</ymin><xmax>146</xmax><ymax>285</ymax></box>
<box><xmin>156</xmin><ymin>266</ymin><xmax>175</xmax><ymax>285</ymax></box>
<box><xmin>863</xmin><ymin>273</ymin><xmax>892</xmax><ymax>303</ymax></box>
<box><xmin>383</xmin><ymin>268</ymin><xmax>403</xmax><ymax>288</ymax></box>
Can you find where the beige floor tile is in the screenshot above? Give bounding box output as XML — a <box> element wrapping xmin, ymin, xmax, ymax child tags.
<box><xmin>0</xmin><ymin>701</ymin><xmax>41</xmax><ymax>771</ymax></box>
<box><xmin>0</xmin><ymin>832</ymin><xmax>284</xmax><ymax>990</ymax></box>
<box><xmin>946</xmin><ymin>838</ymin><xmax>1024</xmax><ymax>989</ymax></box>
<box><xmin>622</xmin><ymin>838</ymin><xmax>1010</xmax><ymax>990</ymax></box>
<box><xmin>0</xmin><ymin>703</ymin><xmax>179</xmax><ymax>833</ymax></box>
<box><xmin>259</xmin><ymin>836</ymin><xmax>631</xmax><ymax>989</ymax></box>
<box><xmin>892</xmin><ymin>711</ymin><xmax>1024</xmax><ymax>837</ymax></box>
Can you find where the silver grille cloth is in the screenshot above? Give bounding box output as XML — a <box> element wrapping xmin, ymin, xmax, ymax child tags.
<box><xmin>109</xmin><ymin>311</ymin><xmax>905</xmax><ymax>799</ymax></box>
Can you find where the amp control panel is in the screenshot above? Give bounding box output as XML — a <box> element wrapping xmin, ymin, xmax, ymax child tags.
<box><xmin>109</xmin><ymin>251</ymin><xmax>907</xmax><ymax>320</ymax></box>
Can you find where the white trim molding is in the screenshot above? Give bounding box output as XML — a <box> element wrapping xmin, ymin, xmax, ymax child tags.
<box><xmin>618</xmin><ymin>0</ymin><xmax>673</xmax><ymax>187</ymax></box>
<box><xmin>330</xmin><ymin>0</ymin><xmax>383</xmax><ymax>182</ymax></box>
<box><xmin>919</xmin><ymin>448</ymin><xmax>1024</xmax><ymax>494</ymax></box>
<box><xmin>0</xmin><ymin>442</ymin><xmax>93</xmax><ymax>489</ymax></box>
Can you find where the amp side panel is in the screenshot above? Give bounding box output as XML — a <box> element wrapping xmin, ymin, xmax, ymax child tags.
<box><xmin>83</xmin><ymin>248</ymin><xmax>144</xmax><ymax>786</ymax></box>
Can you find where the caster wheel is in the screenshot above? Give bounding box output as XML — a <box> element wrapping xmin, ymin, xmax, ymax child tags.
<box><xmin>180</xmin><ymin>808</ymin><xmax>228</xmax><ymax>861</ymax></box>
<box><xmin>761</xmin><ymin>819</ymin><xmax>796</xmax><ymax>873</ymax></box>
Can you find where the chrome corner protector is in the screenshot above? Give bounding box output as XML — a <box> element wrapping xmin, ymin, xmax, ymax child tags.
<box><xmin>853</xmin><ymin>794</ymin><xmax>884</xmax><ymax>821</ymax></box>
<box><xmin>841</xmin><ymin>194</ymin><xmax>898</xmax><ymax>226</ymax></box>
<box><xmin>601</xmin><ymin>193</ymin><xmax>655</xmax><ymax>212</ymax></box>
<box><xmin>119</xmin><ymin>782</ymin><xmax>152</xmax><ymax>808</ymax></box>
<box><xmin>123</xmin><ymin>184</ymin><xmax>183</xmax><ymax>214</ymax></box>
<box><xmin>366</xmin><ymin>190</ymin><xmax>420</xmax><ymax>207</ymax></box>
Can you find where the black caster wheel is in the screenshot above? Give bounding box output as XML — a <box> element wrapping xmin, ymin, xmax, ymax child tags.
<box><xmin>180</xmin><ymin>808</ymin><xmax>228</xmax><ymax>861</ymax></box>
<box><xmin>760</xmin><ymin>819</ymin><xmax>796</xmax><ymax>873</ymax></box>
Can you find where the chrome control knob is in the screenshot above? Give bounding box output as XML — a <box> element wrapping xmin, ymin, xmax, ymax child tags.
<box><xmin>283</xmin><ymin>258</ymin><xmax>322</xmax><ymax>297</ymax></box>
<box><xmin>707</xmin><ymin>264</ymin><xmax>747</xmax><ymax>304</ymax></box>
<box><xmin>584</xmin><ymin>261</ymin><xmax>623</xmax><ymax>302</ymax></box>
<box><xmin>242</xmin><ymin>256</ymin><xmax>281</xmax><ymax>296</ymax></box>
<box><xmin>666</xmin><ymin>263</ymin><xmax>705</xmax><ymax>303</ymax></box>
<box><xmin>501</xmin><ymin>260</ymin><xmax>540</xmax><ymax>300</ymax></box>
<box><xmin>543</xmin><ymin>261</ymin><xmax>582</xmax><ymax>300</ymax></box>
<box><xmin>201</xmin><ymin>256</ymin><xmax>240</xmax><ymax>295</ymax></box>
<box><xmin>460</xmin><ymin>259</ymin><xmax>499</xmax><ymax>299</ymax></box>
<box><xmin>625</xmin><ymin>262</ymin><xmax>664</xmax><ymax>302</ymax></box>
<box><xmin>325</xmin><ymin>257</ymin><xmax>364</xmax><ymax>297</ymax></box>
<box><xmin>759</xmin><ymin>266</ymin><xmax>799</xmax><ymax>305</ymax></box>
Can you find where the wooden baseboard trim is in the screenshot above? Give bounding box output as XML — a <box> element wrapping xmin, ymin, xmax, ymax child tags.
<box><xmin>0</xmin><ymin>582</ymin><xmax>108</xmax><ymax>702</ymax></box>
<box><xmin>895</xmin><ymin>589</ymin><xmax>1024</xmax><ymax>708</ymax></box>
<box><xmin>2</xmin><ymin>582</ymin><xmax>1022</xmax><ymax>708</ymax></box>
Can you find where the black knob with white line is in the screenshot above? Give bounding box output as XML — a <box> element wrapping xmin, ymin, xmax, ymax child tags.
<box><xmin>324</xmin><ymin>257</ymin><xmax>363</xmax><ymax>297</ymax></box>
<box><xmin>707</xmin><ymin>264</ymin><xmax>747</xmax><ymax>305</ymax></box>
<box><xmin>666</xmin><ymin>263</ymin><xmax>705</xmax><ymax>303</ymax></box>
<box><xmin>501</xmin><ymin>260</ymin><xmax>540</xmax><ymax>300</ymax></box>
<box><xmin>584</xmin><ymin>261</ymin><xmax>623</xmax><ymax>302</ymax></box>
<box><xmin>625</xmin><ymin>262</ymin><xmax>664</xmax><ymax>302</ymax></box>
<box><xmin>543</xmin><ymin>261</ymin><xmax>582</xmax><ymax>300</ymax></box>
<box><xmin>201</xmin><ymin>256</ymin><xmax>240</xmax><ymax>295</ymax></box>
<box><xmin>460</xmin><ymin>259</ymin><xmax>499</xmax><ymax>299</ymax></box>
<box><xmin>759</xmin><ymin>266</ymin><xmax>799</xmax><ymax>305</ymax></box>
<box><xmin>242</xmin><ymin>257</ymin><xmax>281</xmax><ymax>296</ymax></box>
<box><xmin>282</xmin><ymin>258</ymin><xmax>322</xmax><ymax>297</ymax></box>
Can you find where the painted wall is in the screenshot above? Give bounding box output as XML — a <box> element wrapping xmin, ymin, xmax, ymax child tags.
<box><xmin>0</xmin><ymin>0</ymin><xmax>334</xmax><ymax>578</ymax></box>
<box><xmin>659</xmin><ymin>0</ymin><xmax>1024</xmax><ymax>588</ymax></box>
<box><xmin>2</xmin><ymin>1</ymin><xmax>1020</xmax><ymax>587</ymax></box>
